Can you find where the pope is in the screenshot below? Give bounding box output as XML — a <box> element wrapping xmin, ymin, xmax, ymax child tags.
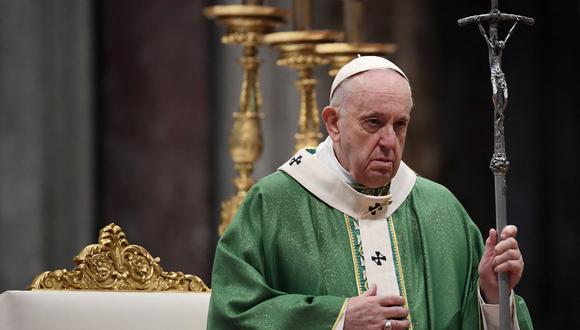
<box><xmin>207</xmin><ymin>56</ymin><xmax>533</xmax><ymax>330</ymax></box>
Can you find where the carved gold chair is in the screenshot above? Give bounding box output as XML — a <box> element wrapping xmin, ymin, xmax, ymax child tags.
<box><xmin>29</xmin><ymin>223</ymin><xmax>210</xmax><ymax>292</ymax></box>
<box><xmin>0</xmin><ymin>223</ymin><xmax>211</xmax><ymax>330</ymax></box>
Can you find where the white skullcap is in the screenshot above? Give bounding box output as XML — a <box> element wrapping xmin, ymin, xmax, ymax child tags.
<box><xmin>330</xmin><ymin>56</ymin><xmax>409</xmax><ymax>100</ymax></box>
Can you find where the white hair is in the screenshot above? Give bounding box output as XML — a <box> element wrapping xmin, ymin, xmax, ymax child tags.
<box><xmin>329</xmin><ymin>75</ymin><xmax>353</xmax><ymax>114</ymax></box>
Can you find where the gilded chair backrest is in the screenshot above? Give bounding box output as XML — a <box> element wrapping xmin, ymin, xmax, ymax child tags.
<box><xmin>29</xmin><ymin>223</ymin><xmax>210</xmax><ymax>292</ymax></box>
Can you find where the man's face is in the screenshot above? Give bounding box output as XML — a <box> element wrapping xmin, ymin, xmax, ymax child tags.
<box><xmin>325</xmin><ymin>70</ymin><xmax>412</xmax><ymax>188</ymax></box>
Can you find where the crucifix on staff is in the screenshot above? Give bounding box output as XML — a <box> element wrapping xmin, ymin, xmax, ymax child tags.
<box><xmin>459</xmin><ymin>1</ymin><xmax>535</xmax><ymax>329</ymax></box>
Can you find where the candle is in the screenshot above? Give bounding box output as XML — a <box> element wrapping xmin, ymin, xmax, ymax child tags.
<box><xmin>343</xmin><ymin>0</ymin><xmax>364</xmax><ymax>43</ymax></box>
<box><xmin>293</xmin><ymin>0</ymin><xmax>313</xmax><ymax>30</ymax></box>
<box><xmin>242</xmin><ymin>0</ymin><xmax>263</xmax><ymax>5</ymax></box>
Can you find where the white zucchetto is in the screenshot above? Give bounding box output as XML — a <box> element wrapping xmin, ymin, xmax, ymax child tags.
<box><xmin>330</xmin><ymin>56</ymin><xmax>409</xmax><ymax>100</ymax></box>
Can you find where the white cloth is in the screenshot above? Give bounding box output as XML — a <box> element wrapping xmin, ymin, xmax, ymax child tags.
<box><xmin>280</xmin><ymin>147</ymin><xmax>415</xmax><ymax>221</ymax></box>
<box><xmin>0</xmin><ymin>290</ymin><xmax>211</xmax><ymax>330</ymax></box>
<box><xmin>478</xmin><ymin>286</ymin><xmax>520</xmax><ymax>330</ymax></box>
<box><xmin>315</xmin><ymin>136</ymin><xmax>355</xmax><ymax>185</ymax></box>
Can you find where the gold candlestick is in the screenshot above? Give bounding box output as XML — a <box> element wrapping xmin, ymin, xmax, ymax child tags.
<box><xmin>315</xmin><ymin>0</ymin><xmax>396</xmax><ymax>77</ymax></box>
<box><xmin>265</xmin><ymin>0</ymin><xmax>343</xmax><ymax>152</ymax></box>
<box><xmin>292</xmin><ymin>0</ymin><xmax>313</xmax><ymax>31</ymax></box>
<box><xmin>264</xmin><ymin>31</ymin><xmax>343</xmax><ymax>152</ymax></box>
<box><xmin>204</xmin><ymin>5</ymin><xmax>288</xmax><ymax>235</ymax></box>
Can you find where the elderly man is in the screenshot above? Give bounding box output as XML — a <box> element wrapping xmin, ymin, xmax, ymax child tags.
<box><xmin>208</xmin><ymin>56</ymin><xmax>533</xmax><ymax>329</ymax></box>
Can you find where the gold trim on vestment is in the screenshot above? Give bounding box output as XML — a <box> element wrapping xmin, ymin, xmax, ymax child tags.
<box><xmin>478</xmin><ymin>279</ymin><xmax>483</xmax><ymax>330</ymax></box>
<box><xmin>332</xmin><ymin>299</ymin><xmax>349</xmax><ymax>330</ymax></box>
<box><xmin>389</xmin><ymin>216</ymin><xmax>413</xmax><ymax>330</ymax></box>
<box><xmin>344</xmin><ymin>214</ymin><xmax>363</xmax><ymax>295</ymax></box>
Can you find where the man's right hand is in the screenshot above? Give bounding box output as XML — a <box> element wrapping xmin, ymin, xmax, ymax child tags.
<box><xmin>344</xmin><ymin>284</ymin><xmax>410</xmax><ymax>330</ymax></box>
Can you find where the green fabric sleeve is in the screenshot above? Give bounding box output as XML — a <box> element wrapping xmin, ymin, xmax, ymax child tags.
<box><xmin>515</xmin><ymin>294</ymin><xmax>534</xmax><ymax>330</ymax></box>
<box><xmin>462</xmin><ymin>205</ymin><xmax>486</xmax><ymax>329</ymax></box>
<box><xmin>207</xmin><ymin>181</ymin><xmax>347</xmax><ymax>330</ymax></box>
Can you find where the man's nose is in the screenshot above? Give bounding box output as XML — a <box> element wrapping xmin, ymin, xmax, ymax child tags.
<box><xmin>378</xmin><ymin>125</ymin><xmax>397</xmax><ymax>148</ymax></box>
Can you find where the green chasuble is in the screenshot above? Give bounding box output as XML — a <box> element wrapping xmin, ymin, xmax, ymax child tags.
<box><xmin>208</xmin><ymin>150</ymin><xmax>533</xmax><ymax>329</ymax></box>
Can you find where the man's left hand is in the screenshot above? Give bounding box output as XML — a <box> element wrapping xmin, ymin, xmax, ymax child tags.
<box><xmin>478</xmin><ymin>225</ymin><xmax>524</xmax><ymax>304</ymax></box>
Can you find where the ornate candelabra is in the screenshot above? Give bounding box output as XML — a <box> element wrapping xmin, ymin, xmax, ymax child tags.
<box><xmin>316</xmin><ymin>0</ymin><xmax>396</xmax><ymax>77</ymax></box>
<box><xmin>263</xmin><ymin>0</ymin><xmax>342</xmax><ymax>152</ymax></box>
<box><xmin>204</xmin><ymin>4</ymin><xmax>288</xmax><ymax>235</ymax></box>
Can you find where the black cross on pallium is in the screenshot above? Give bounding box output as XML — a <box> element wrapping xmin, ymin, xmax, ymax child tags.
<box><xmin>371</xmin><ymin>251</ymin><xmax>387</xmax><ymax>266</ymax></box>
<box><xmin>368</xmin><ymin>203</ymin><xmax>383</xmax><ymax>215</ymax></box>
<box><xmin>289</xmin><ymin>155</ymin><xmax>302</xmax><ymax>166</ymax></box>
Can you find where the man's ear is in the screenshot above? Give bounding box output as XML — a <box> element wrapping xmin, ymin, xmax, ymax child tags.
<box><xmin>322</xmin><ymin>106</ymin><xmax>340</xmax><ymax>142</ymax></box>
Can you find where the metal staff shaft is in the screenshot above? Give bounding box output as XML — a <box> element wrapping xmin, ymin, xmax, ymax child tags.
<box><xmin>494</xmin><ymin>174</ymin><xmax>510</xmax><ymax>329</ymax></box>
<box><xmin>458</xmin><ymin>3</ymin><xmax>534</xmax><ymax>330</ymax></box>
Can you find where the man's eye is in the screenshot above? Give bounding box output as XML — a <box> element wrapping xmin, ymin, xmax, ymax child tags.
<box><xmin>395</xmin><ymin>121</ymin><xmax>408</xmax><ymax>129</ymax></box>
<box><xmin>365</xmin><ymin>119</ymin><xmax>381</xmax><ymax>126</ymax></box>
